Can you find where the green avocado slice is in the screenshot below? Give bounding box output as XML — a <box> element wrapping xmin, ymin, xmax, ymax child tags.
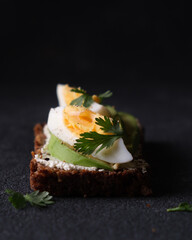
<box><xmin>47</xmin><ymin>133</ymin><xmax>113</xmax><ymax>171</ymax></box>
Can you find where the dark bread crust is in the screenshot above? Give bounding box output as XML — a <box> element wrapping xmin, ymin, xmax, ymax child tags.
<box><xmin>30</xmin><ymin>124</ymin><xmax>152</xmax><ymax>197</ymax></box>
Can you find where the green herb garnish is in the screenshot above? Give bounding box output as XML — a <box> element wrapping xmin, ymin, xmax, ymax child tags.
<box><xmin>6</xmin><ymin>189</ymin><xmax>54</xmax><ymax>209</ymax></box>
<box><xmin>70</xmin><ymin>88</ymin><xmax>112</xmax><ymax>107</ymax></box>
<box><xmin>167</xmin><ymin>202</ymin><xmax>192</xmax><ymax>212</ymax></box>
<box><xmin>105</xmin><ymin>106</ymin><xmax>141</xmax><ymax>155</ymax></box>
<box><xmin>98</xmin><ymin>90</ymin><xmax>113</xmax><ymax>102</ymax></box>
<box><xmin>70</xmin><ymin>88</ymin><xmax>93</xmax><ymax>107</ymax></box>
<box><xmin>74</xmin><ymin>116</ymin><xmax>123</xmax><ymax>155</ymax></box>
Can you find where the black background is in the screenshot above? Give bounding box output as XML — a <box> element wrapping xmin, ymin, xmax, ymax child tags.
<box><xmin>1</xmin><ymin>1</ymin><xmax>192</xmax><ymax>240</ymax></box>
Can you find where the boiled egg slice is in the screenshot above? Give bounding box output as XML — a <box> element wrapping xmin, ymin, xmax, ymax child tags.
<box><xmin>56</xmin><ymin>84</ymin><xmax>111</xmax><ymax>116</ymax></box>
<box><xmin>47</xmin><ymin>105</ymin><xmax>133</xmax><ymax>164</ymax></box>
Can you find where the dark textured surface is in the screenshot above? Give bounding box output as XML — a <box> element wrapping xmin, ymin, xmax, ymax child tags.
<box><xmin>0</xmin><ymin>79</ymin><xmax>192</xmax><ymax>240</ymax></box>
<box><xmin>1</xmin><ymin>2</ymin><xmax>192</xmax><ymax>239</ymax></box>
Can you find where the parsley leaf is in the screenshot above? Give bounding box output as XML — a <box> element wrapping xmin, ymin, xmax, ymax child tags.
<box><xmin>74</xmin><ymin>132</ymin><xmax>120</xmax><ymax>155</ymax></box>
<box><xmin>70</xmin><ymin>88</ymin><xmax>93</xmax><ymax>107</ymax></box>
<box><xmin>167</xmin><ymin>202</ymin><xmax>192</xmax><ymax>212</ymax></box>
<box><xmin>98</xmin><ymin>90</ymin><xmax>113</xmax><ymax>102</ymax></box>
<box><xmin>71</xmin><ymin>88</ymin><xmax>86</xmax><ymax>94</ymax></box>
<box><xmin>6</xmin><ymin>189</ymin><xmax>54</xmax><ymax>209</ymax></box>
<box><xmin>24</xmin><ymin>190</ymin><xmax>54</xmax><ymax>207</ymax></box>
<box><xmin>95</xmin><ymin>116</ymin><xmax>123</xmax><ymax>135</ymax></box>
<box><xmin>70</xmin><ymin>95</ymin><xmax>86</xmax><ymax>106</ymax></box>
<box><xmin>83</xmin><ymin>95</ymin><xmax>94</xmax><ymax>107</ymax></box>
<box><xmin>74</xmin><ymin>116</ymin><xmax>123</xmax><ymax>155</ymax></box>
<box><xmin>6</xmin><ymin>189</ymin><xmax>26</xmax><ymax>209</ymax></box>
<box><xmin>70</xmin><ymin>88</ymin><xmax>112</xmax><ymax>107</ymax></box>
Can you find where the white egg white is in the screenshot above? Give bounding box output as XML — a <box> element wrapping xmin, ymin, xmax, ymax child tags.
<box><xmin>56</xmin><ymin>84</ymin><xmax>66</xmax><ymax>107</ymax></box>
<box><xmin>56</xmin><ymin>84</ymin><xmax>111</xmax><ymax>116</ymax></box>
<box><xmin>48</xmin><ymin>107</ymin><xmax>77</xmax><ymax>146</ymax></box>
<box><xmin>47</xmin><ymin>106</ymin><xmax>133</xmax><ymax>164</ymax></box>
<box><xmin>92</xmin><ymin>138</ymin><xmax>133</xmax><ymax>164</ymax></box>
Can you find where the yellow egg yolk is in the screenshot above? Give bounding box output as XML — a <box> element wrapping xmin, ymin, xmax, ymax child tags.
<box><xmin>63</xmin><ymin>84</ymin><xmax>82</xmax><ymax>105</ymax></box>
<box><xmin>63</xmin><ymin>105</ymin><xmax>107</xmax><ymax>137</ymax></box>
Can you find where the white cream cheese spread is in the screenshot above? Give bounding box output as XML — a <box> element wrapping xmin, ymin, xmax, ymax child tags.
<box><xmin>35</xmin><ymin>154</ymin><xmax>101</xmax><ymax>171</ymax></box>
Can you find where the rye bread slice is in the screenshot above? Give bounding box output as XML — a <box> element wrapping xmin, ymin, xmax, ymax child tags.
<box><xmin>30</xmin><ymin>123</ymin><xmax>152</xmax><ymax>197</ymax></box>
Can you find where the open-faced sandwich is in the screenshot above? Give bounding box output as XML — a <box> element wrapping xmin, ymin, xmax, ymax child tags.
<box><xmin>30</xmin><ymin>84</ymin><xmax>152</xmax><ymax>197</ymax></box>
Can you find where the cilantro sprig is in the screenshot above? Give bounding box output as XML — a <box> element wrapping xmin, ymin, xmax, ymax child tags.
<box><xmin>98</xmin><ymin>90</ymin><xmax>113</xmax><ymax>102</ymax></box>
<box><xmin>70</xmin><ymin>88</ymin><xmax>93</xmax><ymax>107</ymax></box>
<box><xmin>6</xmin><ymin>189</ymin><xmax>54</xmax><ymax>209</ymax></box>
<box><xmin>70</xmin><ymin>88</ymin><xmax>112</xmax><ymax>107</ymax></box>
<box><xmin>167</xmin><ymin>202</ymin><xmax>192</xmax><ymax>212</ymax></box>
<box><xmin>74</xmin><ymin>116</ymin><xmax>123</xmax><ymax>155</ymax></box>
